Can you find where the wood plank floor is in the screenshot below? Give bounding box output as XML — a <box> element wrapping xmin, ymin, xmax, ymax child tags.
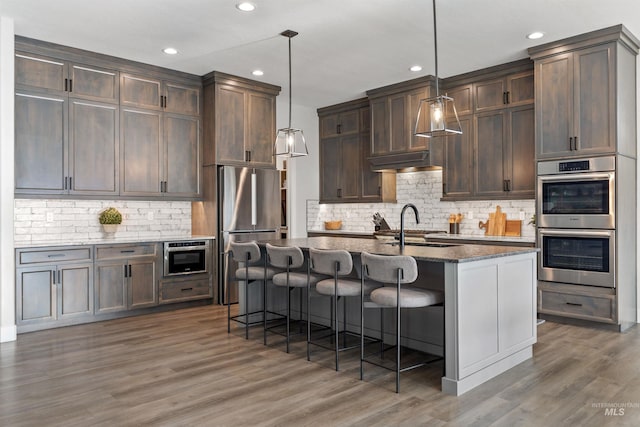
<box><xmin>1</xmin><ymin>305</ymin><xmax>639</xmax><ymax>426</ymax></box>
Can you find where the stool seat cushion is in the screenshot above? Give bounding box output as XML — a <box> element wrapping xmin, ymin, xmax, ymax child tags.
<box><xmin>235</xmin><ymin>266</ymin><xmax>278</xmax><ymax>281</ymax></box>
<box><xmin>273</xmin><ymin>272</ymin><xmax>324</xmax><ymax>288</ymax></box>
<box><xmin>370</xmin><ymin>286</ymin><xmax>444</xmax><ymax>308</ymax></box>
<box><xmin>316</xmin><ymin>278</ymin><xmax>379</xmax><ymax>297</ymax></box>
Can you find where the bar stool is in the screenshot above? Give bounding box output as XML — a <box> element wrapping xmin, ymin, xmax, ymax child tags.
<box><xmin>227</xmin><ymin>241</ymin><xmax>278</xmax><ymax>339</ymax></box>
<box><xmin>359</xmin><ymin>251</ymin><xmax>444</xmax><ymax>393</ymax></box>
<box><xmin>308</xmin><ymin>248</ymin><xmax>379</xmax><ymax>371</ymax></box>
<box><xmin>265</xmin><ymin>243</ymin><xmax>324</xmax><ymax>353</ymax></box>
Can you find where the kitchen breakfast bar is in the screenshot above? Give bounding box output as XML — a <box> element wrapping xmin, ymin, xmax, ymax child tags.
<box><xmin>251</xmin><ymin>236</ymin><xmax>539</xmax><ymax>396</ymax></box>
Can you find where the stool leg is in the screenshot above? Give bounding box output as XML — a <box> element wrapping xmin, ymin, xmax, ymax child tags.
<box><xmin>286</xmin><ymin>269</ymin><xmax>291</xmax><ymax>353</ymax></box>
<box><xmin>263</xmin><ymin>273</ymin><xmax>268</xmax><ymax>346</ymax></box>
<box><xmin>307</xmin><ymin>263</ymin><xmax>311</xmax><ymax>362</ymax></box>
<box><xmin>334</xmin><ymin>291</ymin><xmax>339</xmax><ymax>371</ymax></box>
<box><xmin>380</xmin><ymin>308</ymin><xmax>384</xmax><ymax>358</ymax></box>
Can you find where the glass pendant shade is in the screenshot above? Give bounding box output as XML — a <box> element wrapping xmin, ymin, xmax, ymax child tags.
<box><xmin>414</xmin><ymin>95</ymin><xmax>462</xmax><ymax>138</ymax></box>
<box><xmin>274</xmin><ymin>127</ymin><xmax>308</xmax><ymax>157</ymax></box>
<box><xmin>413</xmin><ymin>0</ymin><xmax>463</xmax><ymax>138</ymax></box>
<box><xmin>274</xmin><ymin>29</ymin><xmax>309</xmax><ymax>158</ymax></box>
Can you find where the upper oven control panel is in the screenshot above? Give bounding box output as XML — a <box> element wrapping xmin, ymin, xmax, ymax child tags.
<box><xmin>538</xmin><ymin>155</ymin><xmax>615</xmax><ymax>175</ymax></box>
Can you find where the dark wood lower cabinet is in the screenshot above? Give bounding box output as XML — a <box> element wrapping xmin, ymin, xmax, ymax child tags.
<box><xmin>16</xmin><ymin>241</ymin><xmax>212</xmax><ymax>333</ymax></box>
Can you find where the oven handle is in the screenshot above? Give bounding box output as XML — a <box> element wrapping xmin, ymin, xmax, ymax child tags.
<box><xmin>538</xmin><ymin>172</ymin><xmax>613</xmax><ymax>182</ymax></box>
<box><xmin>539</xmin><ymin>229</ymin><xmax>614</xmax><ymax>238</ymax></box>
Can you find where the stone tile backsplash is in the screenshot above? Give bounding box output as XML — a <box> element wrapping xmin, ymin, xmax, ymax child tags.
<box><xmin>307</xmin><ymin>170</ymin><xmax>536</xmax><ymax>238</ymax></box>
<box><xmin>14</xmin><ymin>199</ymin><xmax>192</xmax><ymax>244</ymax></box>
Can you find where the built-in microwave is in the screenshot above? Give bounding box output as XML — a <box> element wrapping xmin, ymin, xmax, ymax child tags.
<box><xmin>537</xmin><ymin>156</ymin><xmax>615</xmax><ymax>229</ymax></box>
<box><xmin>163</xmin><ymin>241</ymin><xmax>210</xmax><ymax>277</ymax></box>
<box><xmin>538</xmin><ymin>228</ymin><xmax>615</xmax><ymax>288</ymax></box>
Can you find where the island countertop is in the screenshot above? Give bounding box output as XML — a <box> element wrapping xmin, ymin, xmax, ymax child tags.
<box><xmin>258</xmin><ymin>236</ymin><xmax>538</xmax><ymax>263</ymax></box>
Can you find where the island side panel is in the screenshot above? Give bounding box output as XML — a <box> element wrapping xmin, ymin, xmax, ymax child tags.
<box><xmin>442</xmin><ymin>252</ymin><xmax>537</xmax><ymax>396</ymax></box>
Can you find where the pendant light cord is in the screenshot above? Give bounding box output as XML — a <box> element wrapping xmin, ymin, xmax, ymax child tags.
<box><xmin>288</xmin><ymin>35</ymin><xmax>292</xmax><ymax>129</ymax></box>
<box><xmin>433</xmin><ymin>0</ymin><xmax>439</xmax><ymax>98</ymax></box>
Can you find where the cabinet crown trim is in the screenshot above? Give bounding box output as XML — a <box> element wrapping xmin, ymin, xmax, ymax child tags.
<box><xmin>528</xmin><ymin>24</ymin><xmax>640</xmax><ymax>59</ymax></box>
<box><xmin>202</xmin><ymin>71</ymin><xmax>281</xmax><ymax>95</ymax></box>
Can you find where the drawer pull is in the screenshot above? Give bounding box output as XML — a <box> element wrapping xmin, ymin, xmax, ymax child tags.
<box><xmin>47</xmin><ymin>254</ymin><xmax>65</xmax><ymax>258</ymax></box>
<box><xmin>181</xmin><ymin>287</ymin><xmax>193</xmax><ymax>292</ymax></box>
<box><xmin>566</xmin><ymin>302</ymin><xmax>583</xmax><ymax>307</ymax></box>
<box><xmin>120</xmin><ymin>250</ymin><xmax>135</xmax><ymax>253</ymax></box>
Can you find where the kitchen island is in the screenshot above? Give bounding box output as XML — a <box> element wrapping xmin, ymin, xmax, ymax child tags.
<box><xmin>257</xmin><ymin>236</ymin><xmax>538</xmax><ymax>396</ymax></box>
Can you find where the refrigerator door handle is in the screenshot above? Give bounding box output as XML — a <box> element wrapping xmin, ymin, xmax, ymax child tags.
<box><xmin>251</xmin><ymin>171</ymin><xmax>257</xmax><ymax>226</ymax></box>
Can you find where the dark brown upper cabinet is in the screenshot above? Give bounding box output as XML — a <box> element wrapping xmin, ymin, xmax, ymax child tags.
<box><xmin>529</xmin><ymin>25</ymin><xmax>639</xmax><ymax>160</ymax></box>
<box><xmin>15</xmin><ymin>48</ymin><xmax>120</xmax><ymax>197</ymax></box>
<box><xmin>441</xmin><ymin>59</ymin><xmax>535</xmax><ymax>200</ymax></box>
<box><xmin>318</xmin><ymin>99</ymin><xmax>396</xmax><ymax>204</ymax></box>
<box><xmin>202</xmin><ymin>72</ymin><xmax>280</xmax><ymax>169</ymax></box>
<box><xmin>367</xmin><ymin>77</ymin><xmax>435</xmax><ymax>157</ymax></box>
<box><xmin>14</xmin><ymin>37</ymin><xmax>202</xmax><ymax>200</ymax></box>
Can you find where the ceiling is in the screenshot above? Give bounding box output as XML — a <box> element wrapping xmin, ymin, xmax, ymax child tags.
<box><xmin>2</xmin><ymin>0</ymin><xmax>639</xmax><ymax>109</ymax></box>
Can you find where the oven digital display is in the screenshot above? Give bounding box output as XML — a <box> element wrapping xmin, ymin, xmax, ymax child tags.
<box><xmin>558</xmin><ymin>160</ymin><xmax>590</xmax><ymax>172</ymax></box>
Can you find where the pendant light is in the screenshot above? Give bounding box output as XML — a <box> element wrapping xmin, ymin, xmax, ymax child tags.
<box><xmin>274</xmin><ymin>30</ymin><xmax>308</xmax><ymax>158</ymax></box>
<box><xmin>414</xmin><ymin>0</ymin><xmax>462</xmax><ymax>138</ymax></box>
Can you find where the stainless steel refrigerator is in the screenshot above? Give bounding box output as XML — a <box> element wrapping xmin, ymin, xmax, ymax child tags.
<box><xmin>218</xmin><ymin>166</ymin><xmax>280</xmax><ymax>304</ymax></box>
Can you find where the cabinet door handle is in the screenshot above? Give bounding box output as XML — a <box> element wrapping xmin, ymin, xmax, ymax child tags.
<box><xmin>47</xmin><ymin>254</ymin><xmax>65</xmax><ymax>258</ymax></box>
<box><xmin>566</xmin><ymin>302</ymin><xmax>583</xmax><ymax>307</ymax></box>
<box><xmin>120</xmin><ymin>250</ymin><xmax>135</xmax><ymax>253</ymax></box>
<box><xmin>378</xmin><ymin>186</ymin><xmax>381</xmax><ymax>196</ymax></box>
<box><xmin>574</xmin><ymin>136</ymin><xmax>579</xmax><ymax>151</ymax></box>
<box><xmin>247</xmin><ymin>151</ymin><xmax>251</xmax><ymax>162</ymax></box>
<box><xmin>129</xmin><ymin>265</ymin><xmax>132</xmax><ymax>277</ymax></box>
<box><xmin>442</xmin><ymin>183</ymin><xmax>446</xmax><ymax>194</ymax></box>
<box><xmin>569</xmin><ymin>137</ymin><xmax>574</xmax><ymax>151</ymax></box>
<box><xmin>64</xmin><ymin>176</ymin><xmax>67</xmax><ymax>190</ymax></box>
<box><xmin>181</xmin><ymin>287</ymin><xmax>193</xmax><ymax>292</ymax></box>
<box><xmin>57</xmin><ymin>270</ymin><xmax>61</xmax><ymax>285</ymax></box>
<box><xmin>506</xmin><ymin>91</ymin><xmax>510</xmax><ymax>104</ymax></box>
<box><xmin>124</xmin><ymin>264</ymin><xmax>128</xmax><ymax>278</ymax></box>
<box><xmin>64</xmin><ymin>78</ymin><xmax>68</xmax><ymax>92</ymax></box>
<box><xmin>337</xmin><ymin>124</ymin><xmax>342</xmax><ymax>134</ymax></box>
<box><xmin>69</xmin><ymin>79</ymin><xmax>73</xmax><ymax>93</ymax></box>
<box><xmin>337</xmin><ymin>188</ymin><xmax>342</xmax><ymax>198</ymax></box>
<box><xmin>68</xmin><ymin>177</ymin><xmax>72</xmax><ymax>190</ymax></box>
<box><xmin>503</xmin><ymin>92</ymin><xmax>507</xmax><ymax>104</ymax></box>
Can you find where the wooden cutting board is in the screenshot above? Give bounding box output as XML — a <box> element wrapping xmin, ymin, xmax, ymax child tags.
<box><xmin>505</xmin><ymin>220</ymin><xmax>522</xmax><ymax>236</ymax></box>
<box><xmin>486</xmin><ymin>205</ymin><xmax>506</xmax><ymax>236</ymax></box>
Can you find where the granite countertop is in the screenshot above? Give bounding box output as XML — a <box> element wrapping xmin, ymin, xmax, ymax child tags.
<box><xmin>259</xmin><ymin>236</ymin><xmax>538</xmax><ymax>263</ymax></box>
<box><xmin>307</xmin><ymin>229</ymin><xmax>373</xmax><ymax>236</ymax></box>
<box><xmin>15</xmin><ymin>235</ymin><xmax>215</xmax><ymax>249</ymax></box>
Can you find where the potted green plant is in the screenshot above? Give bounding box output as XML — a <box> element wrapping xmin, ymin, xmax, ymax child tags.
<box><xmin>99</xmin><ymin>207</ymin><xmax>122</xmax><ymax>233</ymax></box>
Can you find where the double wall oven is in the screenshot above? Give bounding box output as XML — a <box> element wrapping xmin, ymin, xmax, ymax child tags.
<box><xmin>537</xmin><ymin>156</ymin><xmax>616</xmax><ymax>288</ymax></box>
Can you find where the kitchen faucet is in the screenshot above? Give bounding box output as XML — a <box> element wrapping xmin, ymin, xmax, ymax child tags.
<box><xmin>399</xmin><ymin>203</ymin><xmax>420</xmax><ymax>249</ymax></box>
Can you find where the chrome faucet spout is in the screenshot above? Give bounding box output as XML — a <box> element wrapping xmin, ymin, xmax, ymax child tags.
<box><xmin>399</xmin><ymin>203</ymin><xmax>420</xmax><ymax>249</ymax></box>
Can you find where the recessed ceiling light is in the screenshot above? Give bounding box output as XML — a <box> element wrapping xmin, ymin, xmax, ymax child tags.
<box><xmin>236</xmin><ymin>2</ymin><xmax>256</xmax><ymax>12</ymax></box>
<box><xmin>252</xmin><ymin>69</ymin><xmax>264</xmax><ymax>76</ymax></box>
<box><xmin>162</xmin><ymin>47</ymin><xmax>178</xmax><ymax>55</ymax></box>
<box><xmin>526</xmin><ymin>31</ymin><xmax>544</xmax><ymax>40</ymax></box>
<box><xmin>410</xmin><ymin>65</ymin><xmax>423</xmax><ymax>72</ymax></box>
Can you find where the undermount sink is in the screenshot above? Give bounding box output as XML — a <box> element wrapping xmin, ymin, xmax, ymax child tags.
<box><xmin>386</xmin><ymin>241</ymin><xmax>459</xmax><ymax>248</ymax></box>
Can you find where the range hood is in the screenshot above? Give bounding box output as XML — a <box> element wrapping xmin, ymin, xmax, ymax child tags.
<box><xmin>368</xmin><ymin>151</ymin><xmax>442</xmax><ymax>172</ymax></box>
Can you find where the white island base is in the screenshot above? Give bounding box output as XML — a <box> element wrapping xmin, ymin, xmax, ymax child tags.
<box><xmin>442</xmin><ymin>252</ymin><xmax>537</xmax><ymax>395</ymax></box>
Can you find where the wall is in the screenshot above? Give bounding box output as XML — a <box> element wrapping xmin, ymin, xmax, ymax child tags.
<box><xmin>14</xmin><ymin>200</ymin><xmax>192</xmax><ymax>245</ymax></box>
<box><xmin>307</xmin><ymin>170</ymin><xmax>536</xmax><ymax>239</ymax></box>
<box><xmin>276</xmin><ymin>98</ymin><xmax>319</xmax><ymax>239</ymax></box>
<box><xmin>0</xmin><ymin>16</ymin><xmax>15</xmax><ymax>342</ymax></box>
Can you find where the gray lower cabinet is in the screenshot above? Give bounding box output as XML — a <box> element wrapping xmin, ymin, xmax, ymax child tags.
<box><xmin>16</xmin><ymin>246</ymin><xmax>94</xmax><ymax>331</ymax></box>
<box><xmin>159</xmin><ymin>276</ymin><xmax>212</xmax><ymax>304</ymax></box>
<box><xmin>94</xmin><ymin>243</ymin><xmax>159</xmax><ymax>314</ymax></box>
